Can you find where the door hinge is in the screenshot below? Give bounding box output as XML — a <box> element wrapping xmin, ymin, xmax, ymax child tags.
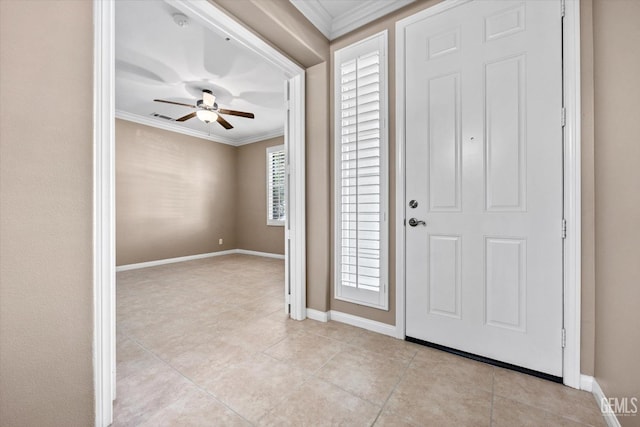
<box><xmin>403</xmin><ymin>218</ymin><xmax>406</xmax><ymax>226</ymax></box>
<box><xmin>561</xmin><ymin>0</ymin><xmax>565</xmax><ymax>17</ymax></box>
<box><xmin>562</xmin><ymin>218</ymin><xmax>567</xmax><ymax>239</ymax></box>
<box><xmin>561</xmin><ymin>107</ymin><xmax>566</xmax><ymax>127</ymax></box>
<box><xmin>561</xmin><ymin>328</ymin><xmax>566</xmax><ymax>348</ymax></box>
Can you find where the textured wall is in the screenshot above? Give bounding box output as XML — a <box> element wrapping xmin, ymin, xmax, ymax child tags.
<box><xmin>236</xmin><ymin>136</ymin><xmax>286</xmax><ymax>255</ymax></box>
<box><xmin>115</xmin><ymin>119</ymin><xmax>238</xmax><ymax>265</ymax></box>
<box><xmin>116</xmin><ymin>119</ymin><xmax>288</xmax><ymax>264</ymax></box>
<box><xmin>0</xmin><ymin>1</ymin><xmax>94</xmax><ymax>426</ymax></box>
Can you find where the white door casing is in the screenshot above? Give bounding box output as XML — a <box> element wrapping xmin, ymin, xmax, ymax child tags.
<box><xmin>402</xmin><ymin>0</ymin><xmax>564</xmax><ymax>376</ymax></box>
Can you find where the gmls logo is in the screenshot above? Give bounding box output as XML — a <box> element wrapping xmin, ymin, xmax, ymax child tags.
<box><xmin>601</xmin><ymin>397</ymin><xmax>638</xmax><ymax>417</ymax></box>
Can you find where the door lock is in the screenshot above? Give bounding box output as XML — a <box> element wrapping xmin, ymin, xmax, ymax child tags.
<box><xmin>408</xmin><ymin>218</ymin><xmax>426</xmax><ymax>227</ymax></box>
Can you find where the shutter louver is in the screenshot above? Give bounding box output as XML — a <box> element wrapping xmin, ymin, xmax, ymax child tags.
<box><xmin>267</xmin><ymin>147</ymin><xmax>286</xmax><ymax>223</ymax></box>
<box><xmin>339</xmin><ymin>50</ymin><xmax>382</xmax><ymax>294</ymax></box>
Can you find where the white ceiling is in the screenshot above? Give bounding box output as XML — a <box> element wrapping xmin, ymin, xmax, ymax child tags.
<box><xmin>290</xmin><ymin>0</ymin><xmax>415</xmax><ymax>40</ymax></box>
<box><xmin>115</xmin><ymin>0</ymin><xmax>286</xmax><ymax>145</ymax></box>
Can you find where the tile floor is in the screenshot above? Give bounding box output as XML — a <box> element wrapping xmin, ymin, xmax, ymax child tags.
<box><xmin>114</xmin><ymin>254</ymin><xmax>605</xmax><ymax>426</ymax></box>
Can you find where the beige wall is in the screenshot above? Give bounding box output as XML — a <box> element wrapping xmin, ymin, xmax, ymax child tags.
<box><xmin>0</xmin><ymin>1</ymin><xmax>94</xmax><ymax>426</ymax></box>
<box><xmin>580</xmin><ymin>0</ymin><xmax>597</xmax><ymax>378</ymax></box>
<box><xmin>305</xmin><ymin>62</ymin><xmax>331</xmax><ymax>312</ymax></box>
<box><xmin>211</xmin><ymin>0</ymin><xmax>329</xmax><ymax>68</ymax></box>
<box><xmin>236</xmin><ymin>136</ymin><xmax>286</xmax><ymax>255</ymax></box>
<box><xmin>116</xmin><ymin>119</ymin><xmax>238</xmax><ymax>265</ymax></box>
<box><xmin>591</xmin><ymin>1</ymin><xmax>640</xmax><ymax>424</ymax></box>
<box><xmin>116</xmin><ymin>119</ymin><xmax>286</xmax><ymax>264</ymax></box>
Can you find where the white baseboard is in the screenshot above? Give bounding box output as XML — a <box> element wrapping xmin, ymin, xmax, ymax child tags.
<box><xmin>304</xmin><ymin>308</ymin><xmax>398</xmax><ymax>337</ymax></box>
<box><xmin>329</xmin><ymin>310</ymin><xmax>398</xmax><ymax>338</ymax></box>
<box><xmin>581</xmin><ymin>374</ymin><xmax>594</xmax><ymax>392</ymax></box>
<box><xmin>591</xmin><ymin>378</ymin><xmax>622</xmax><ymax>427</ymax></box>
<box><xmin>235</xmin><ymin>249</ymin><xmax>285</xmax><ymax>259</ymax></box>
<box><xmin>116</xmin><ymin>250</ymin><xmax>237</xmax><ymax>271</ymax></box>
<box><xmin>116</xmin><ymin>249</ymin><xmax>284</xmax><ymax>271</ymax></box>
<box><xmin>306</xmin><ymin>308</ymin><xmax>329</xmax><ymax>322</ymax></box>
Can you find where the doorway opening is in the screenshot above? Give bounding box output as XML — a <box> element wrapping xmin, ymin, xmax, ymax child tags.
<box><xmin>93</xmin><ymin>0</ymin><xmax>306</xmax><ymax>425</ymax></box>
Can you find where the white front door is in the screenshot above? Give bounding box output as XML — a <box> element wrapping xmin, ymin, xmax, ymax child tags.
<box><xmin>403</xmin><ymin>0</ymin><xmax>564</xmax><ymax>376</ymax></box>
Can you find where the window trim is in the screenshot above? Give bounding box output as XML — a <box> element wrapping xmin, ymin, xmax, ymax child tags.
<box><xmin>333</xmin><ymin>30</ymin><xmax>389</xmax><ymax>310</ymax></box>
<box><xmin>266</xmin><ymin>144</ymin><xmax>286</xmax><ymax>226</ymax></box>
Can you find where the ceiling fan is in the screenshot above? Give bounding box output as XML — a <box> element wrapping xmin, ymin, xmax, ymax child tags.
<box><xmin>153</xmin><ymin>89</ymin><xmax>254</xmax><ymax>130</ymax></box>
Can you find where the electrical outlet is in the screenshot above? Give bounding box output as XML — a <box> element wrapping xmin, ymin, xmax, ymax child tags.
<box><xmin>218</xmin><ymin>238</ymin><xmax>223</xmax><ymax>245</ymax></box>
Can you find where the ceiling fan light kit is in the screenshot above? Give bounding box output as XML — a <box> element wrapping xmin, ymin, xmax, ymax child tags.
<box><xmin>196</xmin><ymin>109</ymin><xmax>218</xmax><ymax>123</ymax></box>
<box><xmin>153</xmin><ymin>89</ymin><xmax>255</xmax><ymax>130</ymax></box>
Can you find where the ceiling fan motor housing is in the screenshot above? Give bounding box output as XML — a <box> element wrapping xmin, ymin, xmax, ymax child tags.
<box><xmin>196</xmin><ymin>99</ymin><xmax>218</xmax><ymax>111</ymax></box>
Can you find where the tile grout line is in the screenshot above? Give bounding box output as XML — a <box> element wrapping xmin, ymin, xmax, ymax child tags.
<box><xmin>256</xmin><ymin>323</ymin><xmax>409</xmax><ymax>421</ymax></box>
<box><xmin>369</xmin><ymin>350</ymin><xmax>419</xmax><ymax>426</ymax></box>
<box><xmin>116</xmin><ymin>256</ymin><xmax>286</xmax><ymax>426</ymax></box>
<box><xmin>125</xmin><ymin>332</ymin><xmax>258</xmax><ymax>426</ymax></box>
<box><xmin>256</xmin><ymin>344</ymin><xmax>346</xmax><ymax>423</ymax></box>
<box><xmin>489</xmin><ymin>394</ymin><xmax>600</xmax><ymax>427</ymax></box>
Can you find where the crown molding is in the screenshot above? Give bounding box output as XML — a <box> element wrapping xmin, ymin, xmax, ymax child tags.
<box><xmin>332</xmin><ymin>0</ymin><xmax>414</xmax><ymax>39</ymax></box>
<box><xmin>115</xmin><ymin>110</ymin><xmax>282</xmax><ymax>146</ymax></box>
<box><xmin>115</xmin><ymin>110</ymin><xmax>236</xmax><ymax>145</ymax></box>
<box><xmin>234</xmin><ymin>129</ymin><xmax>285</xmax><ymax>146</ymax></box>
<box><xmin>290</xmin><ymin>0</ymin><xmax>414</xmax><ymax>40</ymax></box>
<box><xmin>290</xmin><ymin>0</ymin><xmax>332</xmax><ymax>39</ymax></box>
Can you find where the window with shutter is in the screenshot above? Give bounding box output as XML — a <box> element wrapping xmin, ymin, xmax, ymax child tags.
<box><xmin>334</xmin><ymin>31</ymin><xmax>388</xmax><ymax>310</ymax></box>
<box><xmin>267</xmin><ymin>145</ymin><xmax>286</xmax><ymax>226</ymax></box>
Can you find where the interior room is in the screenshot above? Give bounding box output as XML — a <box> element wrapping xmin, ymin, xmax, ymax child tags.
<box><xmin>1</xmin><ymin>0</ymin><xmax>638</xmax><ymax>426</ymax></box>
<box><xmin>115</xmin><ymin>0</ymin><xmax>287</xmax><ymax>266</ymax></box>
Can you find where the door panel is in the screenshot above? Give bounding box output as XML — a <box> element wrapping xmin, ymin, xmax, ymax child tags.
<box><xmin>404</xmin><ymin>0</ymin><xmax>563</xmax><ymax>376</ymax></box>
<box><xmin>485</xmin><ymin>237</ymin><xmax>526</xmax><ymax>332</ymax></box>
<box><xmin>428</xmin><ymin>235</ymin><xmax>462</xmax><ymax>319</ymax></box>
<box><xmin>485</xmin><ymin>55</ymin><xmax>526</xmax><ymax>211</ymax></box>
<box><xmin>428</xmin><ymin>73</ymin><xmax>461</xmax><ymax>212</ymax></box>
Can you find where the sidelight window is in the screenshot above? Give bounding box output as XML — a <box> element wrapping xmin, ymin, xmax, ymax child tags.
<box><xmin>334</xmin><ymin>31</ymin><xmax>389</xmax><ymax>309</ymax></box>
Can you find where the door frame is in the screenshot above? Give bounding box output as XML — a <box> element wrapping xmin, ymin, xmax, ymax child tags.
<box><xmin>92</xmin><ymin>0</ymin><xmax>307</xmax><ymax>425</ymax></box>
<box><xmin>394</xmin><ymin>0</ymin><xmax>582</xmax><ymax>389</ymax></box>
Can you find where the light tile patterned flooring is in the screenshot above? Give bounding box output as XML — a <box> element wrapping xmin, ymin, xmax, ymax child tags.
<box><xmin>115</xmin><ymin>254</ymin><xmax>605</xmax><ymax>426</ymax></box>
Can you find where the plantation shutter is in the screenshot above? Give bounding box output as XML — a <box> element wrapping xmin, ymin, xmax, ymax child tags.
<box><xmin>334</xmin><ymin>31</ymin><xmax>388</xmax><ymax>309</ymax></box>
<box><xmin>267</xmin><ymin>145</ymin><xmax>286</xmax><ymax>224</ymax></box>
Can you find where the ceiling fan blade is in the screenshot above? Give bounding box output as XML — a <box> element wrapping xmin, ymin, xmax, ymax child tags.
<box><xmin>154</xmin><ymin>99</ymin><xmax>195</xmax><ymax>108</ymax></box>
<box><xmin>202</xmin><ymin>90</ymin><xmax>216</xmax><ymax>107</ymax></box>
<box><xmin>216</xmin><ymin>114</ymin><xmax>233</xmax><ymax>130</ymax></box>
<box><xmin>176</xmin><ymin>112</ymin><xmax>197</xmax><ymax>122</ymax></box>
<box><xmin>218</xmin><ymin>108</ymin><xmax>255</xmax><ymax>119</ymax></box>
